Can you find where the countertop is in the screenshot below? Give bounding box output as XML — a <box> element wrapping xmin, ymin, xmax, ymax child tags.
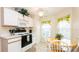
<box><xmin>0</xmin><ymin>33</ymin><xmax>32</xmax><ymax>40</ymax></box>
<box><xmin>0</xmin><ymin>35</ymin><xmax>21</xmax><ymax>40</ymax></box>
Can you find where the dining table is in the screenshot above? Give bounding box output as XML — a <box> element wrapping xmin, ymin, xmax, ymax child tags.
<box><xmin>47</xmin><ymin>38</ymin><xmax>78</xmax><ymax>52</ymax></box>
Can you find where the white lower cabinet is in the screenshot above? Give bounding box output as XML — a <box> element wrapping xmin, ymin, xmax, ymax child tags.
<box><xmin>8</xmin><ymin>40</ymin><xmax>21</xmax><ymax>52</ymax></box>
<box><xmin>8</xmin><ymin>37</ymin><xmax>21</xmax><ymax>52</ymax></box>
<box><xmin>1</xmin><ymin>37</ymin><xmax>21</xmax><ymax>52</ymax></box>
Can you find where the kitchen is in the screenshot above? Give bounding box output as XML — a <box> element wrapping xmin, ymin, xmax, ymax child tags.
<box><xmin>0</xmin><ymin>7</ymin><xmax>35</xmax><ymax>52</ymax></box>
<box><xmin>0</xmin><ymin>7</ymin><xmax>79</xmax><ymax>52</ymax></box>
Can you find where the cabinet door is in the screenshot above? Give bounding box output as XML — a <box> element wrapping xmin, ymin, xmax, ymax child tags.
<box><xmin>8</xmin><ymin>40</ymin><xmax>21</xmax><ymax>52</ymax></box>
<box><xmin>24</xmin><ymin>16</ymin><xmax>29</xmax><ymax>27</ymax></box>
<box><xmin>3</xmin><ymin>8</ymin><xmax>18</xmax><ymax>26</ymax></box>
<box><xmin>28</xmin><ymin>17</ymin><xmax>33</xmax><ymax>27</ymax></box>
<box><xmin>24</xmin><ymin>16</ymin><xmax>33</xmax><ymax>27</ymax></box>
<box><xmin>8</xmin><ymin>37</ymin><xmax>21</xmax><ymax>52</ymax></box>
<box><xmin>17</xmin><ymin>13</ymin><xmax>27</xmax><ymax>27</ymax></box>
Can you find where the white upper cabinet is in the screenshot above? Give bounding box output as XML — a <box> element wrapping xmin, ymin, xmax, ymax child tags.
<box><xmin>2</xmin><ymin>8</ymin><xmax>33</xmax><ymax>27</ymax></box>
<box><xmin>18</xmin><ymin>15</ymin><xmax>33</xmax><ymax>27</ymax></box>
<box><xmin>28</xmin><ymin>17</ymin><xmax>34</xmax><ymax>27</ymax></box>
<box><xmin>2</xmin><ymin>8</ymin><xmax>18</xmax><ymax>26</ymax></box>
<box><xmin>17</xmin><ymin>13</ymin><xmax>27</xmax><ymax>27</ymax></box>
<box><xmin>24</xmin><ymin>16</ymin><xmax>33</xmax><ymax>27</ymax></box>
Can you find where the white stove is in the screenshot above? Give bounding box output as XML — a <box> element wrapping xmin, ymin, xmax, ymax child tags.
<box><xmin>14</xmin><ymin>32</ymin><xmax>33</xmax><ymax>52</ymax></box>
<box><xmin>9</xmin><ymin>28</ymin><xmax>34</xmax><ymax>52</ymax></box>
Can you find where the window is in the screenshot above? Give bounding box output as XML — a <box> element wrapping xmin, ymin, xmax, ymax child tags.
<box><xmin>41</xmin><ymin>19</ymin><xmax>52</xmax><ymax>41</ymax></box>
<box><xmin>41</xmin><ymin>24</ymin><xmax>52</xmax><ymax>40</ymax></box>
<box><xmin>57</xmin><ymin>20</ymin><xmax>71</xmax><ymax>40</ymax></box>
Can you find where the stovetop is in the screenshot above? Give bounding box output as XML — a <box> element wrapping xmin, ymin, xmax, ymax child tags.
<box><xmin>14</xmin><ymin>32</ymin><xmax>32</xmax><ymax>36</ymax></box>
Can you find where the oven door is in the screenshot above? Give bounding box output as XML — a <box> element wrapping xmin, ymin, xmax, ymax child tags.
<box><xmin>21</xmin><ymin>34</ymin><xmax>32</xmax><ymax>48</ymax></box>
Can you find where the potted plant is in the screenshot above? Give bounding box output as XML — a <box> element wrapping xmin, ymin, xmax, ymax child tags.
<box><xmin>55</xmin><ymin>34</ymin><xmax>63</xmax><ymax>40</ymax></box>
<box><xmin>18</xmin><ymin>8</ymin><xmax>29</xmax><ymax>16</ymax></box>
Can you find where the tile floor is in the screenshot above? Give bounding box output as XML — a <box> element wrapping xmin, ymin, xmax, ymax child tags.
<box><xmin>26</xmin><ymin>42</ymin><xmax>79</xmax><ymax>52</ymax></box>
<box><xmin>26</xmin><ymin>42</ymin><xmax>49</xmax><ymax>52</ymax></box>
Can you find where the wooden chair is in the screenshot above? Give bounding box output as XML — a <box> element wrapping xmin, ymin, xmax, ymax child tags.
<box><xmin>48</xmin><ymin>40</ymin><xmax>70</xmax><ymax>52</ymax></box>
<box><xmin>71</xmin><ymin>39</ymin><xmax>79</xmax><ymax>52</ymax></box>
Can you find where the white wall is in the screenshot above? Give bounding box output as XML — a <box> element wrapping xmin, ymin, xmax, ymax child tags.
<box><xmin>72</xmin><ymin>8</ymin><xmax>79</xmax><ymax>42</ymax></box>
<box><xmin>54</xmin><ymin>8</ymin><xmax>72</xmax><ymax>18</ymax></box>
<box><xmin>33</xmin><ymin>16</ymin><xmax>41</xmax><ymax>44</ymax></box>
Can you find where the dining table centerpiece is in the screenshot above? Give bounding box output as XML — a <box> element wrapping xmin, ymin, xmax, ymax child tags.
<box><xmin>55</xmin><ymin>33</ymin><xmax>63</xmax><ymax>40</ymax></box>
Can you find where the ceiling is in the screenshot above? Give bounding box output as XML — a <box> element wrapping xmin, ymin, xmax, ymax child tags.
<box><xmin>26</xmin><ymin>7</ymin><xmax>66</xmax><ymax>16</ymax></box>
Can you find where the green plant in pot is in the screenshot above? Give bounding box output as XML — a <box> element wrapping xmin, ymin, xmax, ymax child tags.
<box><xmin>55</xmin><ymin>34</ymin><xmax>63</xmax><ymax>40</ymax></box>
<box><xmin>18</xmin><ymin>8</ymin><xmax>29</xmax><ymax>16</ymax></box>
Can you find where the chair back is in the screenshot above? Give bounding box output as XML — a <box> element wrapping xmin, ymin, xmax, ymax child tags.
<box><xmin>50</xmin><ymin>40</ymin><xmax>69</xmax><ymax>52</ymax></box>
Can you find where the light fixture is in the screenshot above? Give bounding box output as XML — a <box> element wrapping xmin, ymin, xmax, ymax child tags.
<box><xmin>38</xmin><ymin>11</ymin><xmax>44</xmax><ymax>17</ymax></box>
